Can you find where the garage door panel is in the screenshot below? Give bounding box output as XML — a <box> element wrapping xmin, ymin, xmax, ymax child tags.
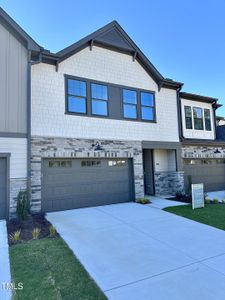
<box><xmin>184</xmin><ymin>159</ymin><xmax>225</xmax><ymax>192</ymax></box>
<box><xmin>42</xmin><ymin>158</ymin><xmax>133</xmax><ymax>212</ymax></box>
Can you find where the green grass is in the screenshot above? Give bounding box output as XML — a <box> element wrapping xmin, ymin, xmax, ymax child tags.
<box><xmin>164</xmin><ymin>204</ymin><xmax>225</xmax><ymax>231</ymax></box>
<box><xmin>10</xmin><ymin>237</ymin><xmax>107</xmax><ymax>300</ymax></box>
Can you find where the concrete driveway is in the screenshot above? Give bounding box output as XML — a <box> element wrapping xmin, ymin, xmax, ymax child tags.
<box><xmin>47</xmin><ymin>203</ymin><xmax>225</xmax><ymax>300</ymax></box>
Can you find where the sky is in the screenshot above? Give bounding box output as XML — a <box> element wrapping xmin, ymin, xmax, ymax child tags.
<box><xmin>1</xmin><ymin>0</ymin><xmax>225</xmax><ymax>115</ymax></box>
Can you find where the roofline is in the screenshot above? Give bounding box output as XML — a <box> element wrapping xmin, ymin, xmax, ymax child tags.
<box><xmin>180</xmin><ymin>92</ymin><xmax>218</xmax><ymax>103</ymax></box>
<box><xmin>0</xmin><ymin>7</ymin><xmax>40</xmax><ymax>51</ymax></box>
<box><xmin>182</xmin><ymin>139</ymin><xmax>225</xmax><ymax>146</ymax></box>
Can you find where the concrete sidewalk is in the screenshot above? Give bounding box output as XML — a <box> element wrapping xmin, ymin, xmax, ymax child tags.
<box><xmin>47</xmin><ymin>203</ymin><xmax>225</xmax><ymax>300</ymax></box>
<box><xmin>0</xmin><ymin>220</ymin><xmax>11</xmax><ymax>300</ymax></box>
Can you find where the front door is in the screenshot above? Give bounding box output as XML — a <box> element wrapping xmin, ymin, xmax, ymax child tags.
<box><xmin>143</xmin><ymin>149</ymin><xmax>154</xmax><ymax>195</ymax></box>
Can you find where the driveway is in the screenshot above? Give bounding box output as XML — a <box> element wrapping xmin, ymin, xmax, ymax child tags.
<box><xmin>47</xmin><ymin>203</ymin><xmax>225</xmax><ymax>300</ymax></box>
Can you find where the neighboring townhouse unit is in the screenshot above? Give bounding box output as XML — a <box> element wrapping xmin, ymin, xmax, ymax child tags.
<box><xmin>0</xmin><ymin>7</ymin><xmax>224</xmax><ymax>219</ymax></box>
<box><xmin>0</xmin><ymin>8</ymin><xmax>40</xmax><ymax>219</ymax></box>
<box><xmin>179</xmin><ymin>93</ymin><xmax>225</xmax><ymax>192</ymax></box>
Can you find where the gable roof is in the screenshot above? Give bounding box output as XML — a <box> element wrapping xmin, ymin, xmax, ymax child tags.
<box><xmin>42</xmin><ymin>20</ymin><xmax>183</xmax><ymax>89</ymax></box>
<box><xmin>0</xmin><ymin>7</ymin><xmax>40</xmax><ymax>52</ymax></box>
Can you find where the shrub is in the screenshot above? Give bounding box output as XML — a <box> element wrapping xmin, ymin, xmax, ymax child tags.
<box><xmin>205</xmin><ymin>198</ymin><xmax>211</xmax><ymax>204</ymax></box>
<box><xmin>175</xmin><ymin>191</ymin><xmax>183</xmax><ymax>200</ymax></box>
<box><xmin>16</xmin><ymin>190</ymin><xmax>28</xmax><ymax>220</ymax></box>
<box><xmin>49</xmin><ymin>225</ymin><xmax>57</xmax><ymax>237</ymax></box>
<box><xmin>213</xmin><ymin>198</ymin><xmax>219</xmax><ymax>204</ymax></box>
<box><xmin>136</xmin><ymin>198</ymin><xmax>151</xmax><ymax>204</ymax></box>
<box><xmin>32</xmin><ymin>228</ymin><xmax>41</xmax><ymax>240</ymax></box>
<box><xmin>222</xmin><ymin>199</ymin><xmax>225</xmax><ymax>204</ymax></box>
<box><xmin>10</xmin><ymin>230</ymin><xmax>21</xmax><ymax>243</ymax></box>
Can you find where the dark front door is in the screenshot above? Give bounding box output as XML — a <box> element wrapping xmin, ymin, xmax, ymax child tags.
<box><xmin>0</xmin><ymin>158</ymin><xmax>7</xmax><ymax>219</ymax></box>
<box><xmin>42</xmin><ymin>158</ymin><xmax>134</xmax><ymax>212</ymax></box>
<box><xmin>143</xmin><ymin>150</ymin><xmax>154</xmax><ymax>195</ymax></box>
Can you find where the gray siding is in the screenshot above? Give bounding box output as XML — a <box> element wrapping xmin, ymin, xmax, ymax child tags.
<box><xmin>0</xmin><ymin>23</ymin><xmax>28</xmax><ymax>134</ymax></box>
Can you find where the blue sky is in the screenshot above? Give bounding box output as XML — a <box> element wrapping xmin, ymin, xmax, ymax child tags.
<box><xmin>1</xmin><ymin>0</ymin><xmax>225</xmax><ymax>115</ymax></box>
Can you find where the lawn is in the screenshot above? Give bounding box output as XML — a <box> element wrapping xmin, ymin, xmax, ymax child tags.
<box><xmin>164</xmin><ymin>204</ymin><xmax>225</xmax><ymax>231</ymax></box>
<box><xmin>10</xmin><ymin>237</ymin><xmax>107</xmax><ymax>300</ymax></box>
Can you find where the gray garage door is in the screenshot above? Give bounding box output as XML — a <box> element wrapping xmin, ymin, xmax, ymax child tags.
<box><xmin>0</xmin><ymin>158</ymin><xmax>7</xmax><ymax>219</ymax></box>
<box><xmin>184</xmin><ymin>158</ymin><xmax>225</xmax><ymax>192</ymax></box>
<box><xmin>42</xmin><ymin>158</ymin><xmax>134</xmax><ymax>212</ymax></box>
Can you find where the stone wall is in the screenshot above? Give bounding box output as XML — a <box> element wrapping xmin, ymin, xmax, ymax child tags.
<box><xmin>182</xmin><ymin>145</ymin><xmax>225</xmax><ymax>158</ymax></box>
<box><xmin>31</xmin><ymin>136</ymin><xmax>144</xmax><ymax>213</ymax></box>
<box><xmin>154</xmin><ymin>171</ymin><xmax>184</xmax><ymax>195</ymax></box>
<box><xmin>9</xmin><ymin>179</ymin><xmax>27</xmax><ymax>218</ymax></box>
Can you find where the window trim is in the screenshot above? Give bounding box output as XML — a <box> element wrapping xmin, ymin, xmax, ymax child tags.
<box><xmin>65</xmin><ymin>74</ymin><xmax>157</xmax><ymax>123</ymax></box>
<box><xmin>90</xmin><ymin>83</ymin><xmax>109</xmax><ymax>117</ymax></box>
<box><xmin>193</xmin><ymin>106</ymin><xmax>204</xmax><ymax>130</ymax></box>
<box><xmin>184</xmin><ymin>105</ymin><xmax>193</xmax><ymax>130</ymax></box>
<box><xmin>204</xmin><ymin>108</ymin><xmax>212</xmax><ymax>131</ymax></box>
<box><xmin>66</xmin><ymin>78</ymin><xmax>88</xmax><ymax>115</ymax></box>
<box><xmin>140</xmin><ymin>91</ymin><xmax>156</xmax><ymax>121</ymax></box>
<box><xmin>122</xmin><ymin>88</ymin><xmax>138</xmax><ymax>120</ymax></box>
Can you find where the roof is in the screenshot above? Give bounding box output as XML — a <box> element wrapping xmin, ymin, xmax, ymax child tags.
<box><xmin>0</xmin><ymin>7</ymin><xmax>40</xmax><ymax>52</ymax></box>
<box><xmin>182</xmin><ymin>139</ymin><xmax>225</xmax><ymax>146</ymax></box>
<box><xmin>180</xmin><ymin>92</ymin><xmax>218</xmax><ymax>103</ymax></box>
<box><xmin>42</xmin><ymin>20</ymin><xmax>183</xmax><ymax>89</ymax></box>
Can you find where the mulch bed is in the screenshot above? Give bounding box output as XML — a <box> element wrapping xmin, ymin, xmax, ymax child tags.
<box><xmin>166</xmin><ymin>196</ymin><xmax>192</xmax><ymax>204</ymax></box>
<box><xmin>7</xmin><ymin>213</ymin><xmax>58</xmax><ymax>246</ymax></box>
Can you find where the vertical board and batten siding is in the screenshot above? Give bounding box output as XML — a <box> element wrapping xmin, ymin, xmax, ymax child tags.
<box><xmin>0</xmin><ymin>23</ymin><xmax>28</xmax><ymax>134</ymax></box>
<box><xmin>31</xmin><ymin>46</ymin><xmax>180</xmax><ymax>142</ymax></box>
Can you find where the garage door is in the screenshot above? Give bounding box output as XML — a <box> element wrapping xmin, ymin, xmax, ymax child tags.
<box><xmin>0</xmin><ymin>158</ymin><xmax>7</xmax><ymax>219</ymax></box>
<box><xmin>184</xmin><ymin>158</ymin><xmax>225</xmax><ymax>192</ymax></box>
<box><xmin>42</xmin><ymin>158</ymin><xmax>134</xmax><ymax>212</ymax></box>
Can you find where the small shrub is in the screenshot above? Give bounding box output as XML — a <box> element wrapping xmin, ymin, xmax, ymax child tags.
<box><xmin>16</xmin><ymin>190</ymin><xmax>28</xmax><ymax>220</ymax></box>
<box><xmin>10</xmin><ymin>230</ymin><xmax>21</xmax><ymax>243</ymax></box>
<box><xmin>221</xmin><ymin>199</ymin><xmax>225</xmax><ymax>204</ymax></box>
<box><xmin>205</xmin><ymin>198</ymin><xmax>211</xmax><ymax>204</ymax></box>
<box><xmin>213</xmin><ymin>198</ymin><xmax>219</xmax><ymax>204</ymax></box>
<box><xmin>32</xmin><ymin>228</ymin><xmax>41</xmax><ymax>240</ymax></box>
<box><xmin>136</xmin><ymin>198</ymin><xmax>151</xmax><ymax>204</ymax></box>
<box><xmin>175</xmin><ymin>191</ymin><xmax>183</xmax><ymax>200</ymax></box>
<box><xmin>49</xmin><ymin>225</ymin><xmax>57</xmax><ymax>237</ymax></box>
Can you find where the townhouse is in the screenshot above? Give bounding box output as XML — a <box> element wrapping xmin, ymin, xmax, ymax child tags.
<box><xmin>0</xmin><ymin>7</ymin><xmax>224</xmax><ymax>218</ymax></box>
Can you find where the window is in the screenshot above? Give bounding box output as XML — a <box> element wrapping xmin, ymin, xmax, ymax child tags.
<box><xmin>108</xmin><ymin>160</ymin><xmax>126</xmax><ymax>167</ymax></box>
<box><xmin>140</xmin><ymin>92</ymin><xmax>155</xmax><ymax>121</ymax></box>
<box><xmin>81</xmin><ymin>160</ymin><xmax>101</xmax><ymax>167</ymax></box>
<box><xmin>91</xmin><ymin>83</ymin><xmax>108</xmax><ymax>116</ymax></box>
<box><xmin>49</xmin><ymin>160</ymin><xmax>72</xmax><ymax>168</ymax></box>
<box><xmin>67</xmin><ymin>79</ymin><xmax>87</xmax><ymax>114</ymax></box>
<box><xmin>204</xmin><ymin>109</ymin><xmax>211</xmax><ymax>131</ymax></box>
<box><xmin>193</xmin><ymin>107</ymin><xmax>203</xmax><ymax>130</ymax></box>
<box><xmin>184</xmin><ymin>106</ymin><xmax>193</xmax><ymax>129</ymax></box>
<box><xmin>123</xmin><ymin>89</ymin><xmax>137</xmax><ymax>119</ymax></box>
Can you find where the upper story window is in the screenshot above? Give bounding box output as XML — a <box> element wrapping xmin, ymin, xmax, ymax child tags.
<box><xmin>140</xmin><ymin>92</ymin><xmax>155</xmax><ymax>121</ymax></box>
<box><xmin>91</xmin><ymin>83</ymin><xmax>108</xmax><ymax>116</ymax></box>
<box><xmin>67</xmin><ymin>79</ymin><xmax>87</xmax><ymax>114</ymax></box>
<box><xmin>184</xmin><ymin>106</ymin><xmax>193</xmax><ymax>129</ymax></box>
<box><xmin>193</xmin><ymin>107</ymin><xmax>203</xmax><ymax>130</ymax></box>
<box><xmin>204</xmin><ymin>109</ymin><xmax>211</xmax><ymax>131</ymax></box>
<box><xmin>123</xmin><ymin>89</ymin><xmax>137</xmax><ymax>119</ymax></box>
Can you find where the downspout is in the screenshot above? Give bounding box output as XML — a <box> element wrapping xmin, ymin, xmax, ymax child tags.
<box><xmin>27</xmin><ymin>50</ymin><xmax>42</xmax><ymax>212</ymax></box>
<box><xmin>176</xmin><ymin>86</ymin><xmax>184</xmax><ymax>141</ymax></box>
<box><xmin>212</xmin><ymin>100</ymin><xmax>218</xmax><ymax>140</ymax></box>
